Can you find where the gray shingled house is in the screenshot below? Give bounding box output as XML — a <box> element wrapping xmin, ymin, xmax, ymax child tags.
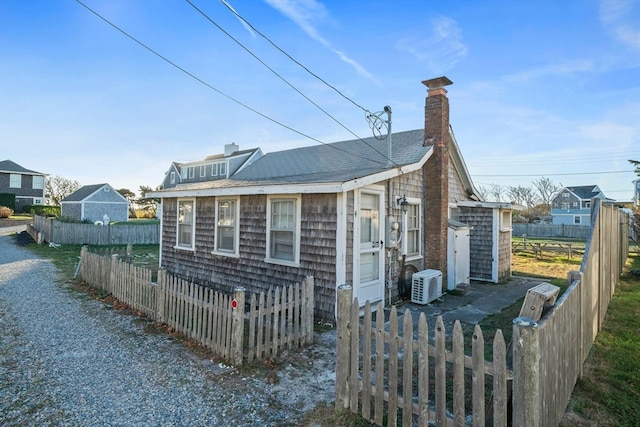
<box><xmin>0</xmin><ymin>159</ymin><xmax>47</xmax><ymax>212</ymax></box>
<box><xmin>61</xmin><ymin>183</ymin><xmax>129</xmax><ymax>223</ymax></box>
<box><xmin>148</xmin><ymin>77</ymin><xmax>516</xmax><ymax>321</ymax></box>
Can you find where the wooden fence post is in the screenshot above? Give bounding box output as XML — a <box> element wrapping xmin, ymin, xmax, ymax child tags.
<box><xmin>512</xmin><ymin>317</ymin><xmax>540</xmax><ymax>427</ymax></box>
<box><xmin>231</xmin><ymin>287</ymin><xmax>245</xmax><ymax>366</ymax></box>
<box><xmin>304</xmin><ymin>276</ymin><xmax>315</xmax><ymax>344</ymax></box>
<box><xmin>109</xmin><ymin>253</ymin><xmax>118</xmax><ymax>294</ymax></box>
<box><xmin>335</xmin><ymin>284</ymin><xmax>352</xmax><ymax>412</ymax></box>
<box><xmin>156</xmin><ymin>269</ymin><xmax>165</xmax><ymax>324</ymax></box>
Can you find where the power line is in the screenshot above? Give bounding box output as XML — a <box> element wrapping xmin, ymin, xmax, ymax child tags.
<box><xmin>474</xmin><ymin>170</ymin><xmax>632</xmax><ymax>177</ymax></box>
<box><xmin>185</xmin><ymin>0</ymin><xmax>399</xmax><ymax>167</ymax></box>
<box><xmin>75</xmin><ymin>0</ymin><xmax>394</xmax><ymax>167</ymax></box>
<box><xmin>218</xmin><ymin>0</ymin><xmax>369</xmax><ymax>114</ymax></box>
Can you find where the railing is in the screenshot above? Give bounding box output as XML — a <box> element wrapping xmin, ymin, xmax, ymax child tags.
<box><xmin>78</xmin><ymin>247</ymin><xmax>314</xmax><ymax>365</ymax></box>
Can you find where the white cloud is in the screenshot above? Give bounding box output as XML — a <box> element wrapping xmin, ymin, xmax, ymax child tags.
<box><xmin>221</xmin><ymin>0</ymin><xmax>256</xmax><ymax>38</ymax></box>
<box><xmin>599</xmin><ymin>0</ymin><xmax>640</xmax><ymax>49</ymax></box>
<box><xmin>502</xmin><ymin>59</ymin><xmax>595</xmax><ymax>83</ymax></box>
<box><xmin>395</xmin><ymin>16</ymin><xmax>467</xmax><ymax>72</ymax></box>
<box><xmin>264</xmin><ymin>0</ymin><xmax>378</xmax><ymax>83</ymax></box>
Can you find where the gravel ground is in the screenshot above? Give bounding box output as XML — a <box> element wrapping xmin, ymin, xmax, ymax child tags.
<box><xmin>0</xmin><ymin>233</ymin><xmax>337</xmax><ymax>426</ymax></box>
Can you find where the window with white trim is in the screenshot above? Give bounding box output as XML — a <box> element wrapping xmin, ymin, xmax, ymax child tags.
<box><xmin>266</xmin><ymin>196</ymin><xmax>300</xmax><ymax>264</ymax></box>
<box><xmin>181</xmin><ymin>168</ymin><xmax>187</xmax><ymax>179</ymax></box>
<box><xmin>574</xmin><ymin>216</ymin><xmax>581</xmax><ymax>225</ymax></box>
<box><xmin>32</xmin><ymin>176</ymin><xmax>44</xmax><ymax>189</ymax></box>
<box><xmin>9</xmin><ymin>174</ymin><xmax>21</xmax><ymax>188</ymax></box>
<box><xmin>177</xmin><ymin>199</ymin><xmax>195</xmax><ymax>249</ymax></box>
<box><xmin>211</xmin><ymin>163</ymin><xmax>218</xmax><ymax>176</ymax></box>
<box><xmin>170</xmin><ymin>172</ymin><xmax>176</xmax><ymax>184</ymax></box>
<box><xmin>406</xmin><ymin>204</ymin><xmax>421</xmax><ymax>257</ymax></box>
<box><xmin>200</xmin><ymin>166</ymin><xmax>206</xmax><ymax>177</ymax></box>
<box><xmin>219</xmin><ymin>162</ymin><xmax>227</xmax><ymax>177</ymax></box>
<box><xmin>188</xmin><ymin>167</ymin><xmax>195</xmax><ymax>179</ymax></box>
<box><xmin>214</xmin><ymin>198</ymin><xmax>239</xmax><ymax>256</ymax></box>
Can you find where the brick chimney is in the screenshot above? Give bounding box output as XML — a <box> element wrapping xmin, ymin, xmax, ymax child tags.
<box><xmin>422</xmin><ymin>76</ymin><xmax>452</xmax><ymax>283</ymax></box>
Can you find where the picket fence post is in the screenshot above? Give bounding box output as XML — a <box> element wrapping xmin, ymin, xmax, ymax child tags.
<box><xmin>231</xmin><ymin>287</ymin><xmax>245</xmax><ymax>366</ymax></box>
<box><xmin>512</xmin><ymin>316</ymin><xmax>541</xmax><ymax>426</ymax></box>
<box><xmin>156</xmin><ymin>269</ymin><xmax>166</xmax><ymax>324</ymax></box>
<box><xmin>335</xmin><ymin>284</ymin><xmax>352</xmax><ymax>412</ymax></box>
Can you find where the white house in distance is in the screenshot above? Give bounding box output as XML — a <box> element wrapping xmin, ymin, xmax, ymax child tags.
<box><xmin>61</xmin><ymin>183</ymin><xmax>129</xmax><ymax>223</ymax></box>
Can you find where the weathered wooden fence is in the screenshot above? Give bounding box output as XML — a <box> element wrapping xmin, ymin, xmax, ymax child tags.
<box><xmin>32</xmin><ymin>215</ymin><xmax>159</xmax><ymax>245</ymax></box>
<box><xmin>512</xmin><ymin>199</ymin><xmax>629</xmax><ymax>426</ymax></box>
<box><xmin>78</xmin><ymin>247</ymin><xmax>314</xmax><ymax>365</ymax></box>
<box><xmin>336</xmin><ymin>200</ymin><xmax>629</xmax><ymax>426</ymax></box>
<box><xmin>513</xmin><ymin>223</ymin><xmax>591</xmax><ymax>239</ymax></box>
<box><xmin>336</xmin><ymin>286</ymin><xmax>510</xmax><ymax>426</ymax></box>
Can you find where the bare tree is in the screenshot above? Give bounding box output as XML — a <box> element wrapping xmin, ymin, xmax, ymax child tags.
<box><xmin>533</xmin><ymin>177</ymin><xmax>561</xmax><ymax>206</ymax></box>
<box><xmin>508</xmin><ymin>185</ymin><xmax>539</xmax><ymax>208</ymax></box>
<box><xmin>476</xmin><ymin>185</ymin><xmax>490</xmax><ymax>201</ymax></box>
<box><xmin>490</xmin><ymin>184</ymin><xmax>505</xmax><ymax>202</ymax></box>
<box><xmin>46</xmin><ymin>175</ymin><xmax>80</xmax><ymax>206</ymax></box>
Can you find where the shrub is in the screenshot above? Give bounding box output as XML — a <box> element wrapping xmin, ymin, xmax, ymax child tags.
<box><xmin>24</xmin><ymin>205</ymin><xmax>61</xmax><ymax>217</ymax></box>
<box><xmin>0</xmin><ymin>206</ymin><xmax>14</xmax><ymax>218</ymax></box>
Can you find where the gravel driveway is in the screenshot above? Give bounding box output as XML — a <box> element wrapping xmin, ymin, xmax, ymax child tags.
<box><xmin>0</xmin><ymin>233</ymin><xmax>336</xmax><ymax>426</ymax></box>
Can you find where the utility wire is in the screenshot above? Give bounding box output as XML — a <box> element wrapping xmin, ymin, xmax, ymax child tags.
<box><xmin>185</xmin><ymin>0</ymin><xmax>399</xmax><ymax>168</ymax></box>
<box><xmin>75</xmin><ymin>0</ymin><xmax>394</xmax><ymax>167</ymax></box>
<box><xmin>474</xmin><ymin>170</ymin><xmax>632</xmax><ymax>177</ymax></box>
<box><xmin>218</xmin><ymin>0</ymin><xmax>369</xmax><ymax>114</ymax></box>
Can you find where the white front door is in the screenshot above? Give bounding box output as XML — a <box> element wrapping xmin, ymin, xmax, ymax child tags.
<box><xmin>355</xmin><ymin>189</ymin><xmax>385</xmax><ymax>304</ymax></box>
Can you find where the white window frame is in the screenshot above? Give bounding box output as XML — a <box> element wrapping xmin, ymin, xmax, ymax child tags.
<box><xmin>188</xmin><ymin>167</ymin><xmax>195</xmax><ymax>179</ymax></box>
<box><xmin>500</xmin><ymin>210</ymin><xmax>512</xmax><ymax>231</ymax></box>
<box><xmin>170</xmin><ymin>171</ymin><xmax>176</xmax><ymax>184</ymax></box>
<box><xmin>574</xmin><ymin>216</ymin><xmax>581</xmax><ymax>225</ymax></box>
<box><xmin>181</xmin><ymin>168</ymin><xmax>187</xmax><ymax>179</ymax></box>
<box><xmin>219</xmin><ymin>162</ymin><xmax>227</xmax><ymax>177</ymax></box>
<box><xmin>405</xmin><ymin>198</ymin><xmax>422</xmax><ymax>260</ymax></box>
<box><xmin>32</xmin><ymin>175</ymin><xmax>44</xmax><ymax>190</ymax></box>
<box><xmin>200</xmin><ymin>165</ymin><xmax>206</xmax><ymax>178</ymax></box>
<box><xmin>211</xmin><ymin>163</ymin><xmax>218</xmax><ymax>176</ymax></box>
<box><xmin>176</xmin><ymin>198</ymin><xmax>195</xmax><ymax>250</ymax></box>
<box><xmin>33</xmin><ymin>198</ymin><xmax>43</xmax><ymax>205</ymax></box>
<box><xmin>213</xmin><ymin>197</ymin><xmax>240</xmax><ymax>257</ymax></box>
<box><xmin>9</xmin><ymin>174</ymin><xmax>21</xmax><ymax>188</ymax></box>
<box><xmin>265</xmin><ymin>194</ymin><xmax>301</xmax><ymax>266</ymax></box>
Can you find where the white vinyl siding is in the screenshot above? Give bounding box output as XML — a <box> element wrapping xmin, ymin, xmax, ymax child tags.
<box><xmin>176</xmin><ymin>199</ymin><xmax>195</xmax><ymax>249</ymax></box>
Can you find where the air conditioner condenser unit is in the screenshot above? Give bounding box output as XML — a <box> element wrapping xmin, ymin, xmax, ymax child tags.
<box><xmin>411</xmin><ymin>269</ymin><xmax>443</xmax><ymax>305</ymax></box>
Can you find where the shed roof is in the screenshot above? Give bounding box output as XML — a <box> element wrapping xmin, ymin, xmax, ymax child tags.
<box><xmin>62</xmin><ymin>183</ymin><xmax>127</xmax><ymax>203</ymax></box>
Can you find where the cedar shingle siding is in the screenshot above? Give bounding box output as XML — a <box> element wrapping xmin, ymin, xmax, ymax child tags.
<box><xmin>161</xmin><ymin>194</ymin><xmax>339</xmax><ymax>321</ymax></box>
<box><xmin>459</xmin><ymin>207</ymin><xmax>493</xmax><ymax>281</ymax></box>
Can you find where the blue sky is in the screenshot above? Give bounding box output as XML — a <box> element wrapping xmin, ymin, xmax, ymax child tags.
<box><xmin>1</xmin><ymin>0</ymin><xmax>638</xmax><ymax>201</ymax></box>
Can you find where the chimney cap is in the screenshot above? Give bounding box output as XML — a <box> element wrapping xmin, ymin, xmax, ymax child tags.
<box><xmin>422</xmin><ymin>76</ymin><xmax>453</xmax><ymax>90</ymax></box>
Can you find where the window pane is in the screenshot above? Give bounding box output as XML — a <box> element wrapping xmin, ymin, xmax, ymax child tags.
<box><xmin>219</xmin><ymin>162</ymin><xmax>226</xmax><ymax>176</ymax></box>
<box><xmin>271</xmin><ymin>230</ymin><xmax>294</xmax><ymax>260</ymax></box>
<box><xmin>32</xmin><ymin>176</ymin><xmax>44</xmax><ymax>189</ymax></box>
<box><xmin>216</xmin><ymin>200</ymin><xmax>235</xmax><ymax>252</ymax></box>
<box><xmin>178</xmin><ymin>201</ymin><xmax>193</xmax><ymax>246</ymax></box>
<box><xmin>9</xmin><ymin>174</ymin><xmax>21</xmax><ymax>188</ymax></box>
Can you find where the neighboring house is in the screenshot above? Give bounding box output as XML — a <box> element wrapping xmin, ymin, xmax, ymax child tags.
<box><xmin>61</xmin><ymin>183</ymin><xmax>129</xmax><ymax>223</ymax></box>
<box><xmin>160</xmin><ymin>143</ymin><xmax>263</xmax><ymax>189</ymax></box>
<box><xmin>633</xmin><ymin>178</ymin><xmax>640</xmax><ymax>207</ymax></box>
<box><xmin>148</xmin><ymin>77</ymin><xmax>516</xmax><ymax>321</ymax></box>
<box><xmin>0</xmin><ymin>159</ymin><xmax>46</xmax><ymax>212</ymax></box>
<box><xmin>551</xmin><ymin>185</ymin><xmax>611</xmax><ymax>226</ymax></box>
